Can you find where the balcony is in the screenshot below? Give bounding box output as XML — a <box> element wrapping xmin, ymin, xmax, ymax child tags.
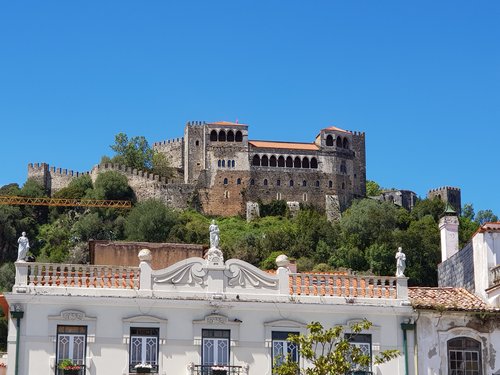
<box><xmin>189</xmin><ymin>364</ymin><xmax>246</xmax><ymax>375</ymax></box>
<box><xmin>490</xmin><ymin>264</ymin><xmax>500</xmax><ymax>287</ymax></box>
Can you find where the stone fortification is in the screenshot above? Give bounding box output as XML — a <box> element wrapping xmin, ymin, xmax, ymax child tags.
<box><xmin>27</xmin><ymin>120</ymin><xmax>367</xmax><ymax>218</ymax></box>
<box><xmin>428</xmin><ymin>186</ymin><xmax>461</xmax><ymax>215</ymax></box>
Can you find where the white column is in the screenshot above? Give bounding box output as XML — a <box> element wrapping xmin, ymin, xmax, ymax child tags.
<box><xmin>439</xmin><ymin>215</ymin><xmax>459</xmax><ymax>262</ymax></box>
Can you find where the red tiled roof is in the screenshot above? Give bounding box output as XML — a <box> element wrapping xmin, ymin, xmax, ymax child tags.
<box><xmin>408</xmin><ymin>287</ymin><xmax>499</xmax><ymax>312</ymax></box>
<box><xmin>249</xmin><ymin>140</ymin><xmax>319</xmax><ymax>151</ymax></box>
<box><xmin>475</xmin><ymin>222</ymin><xmax>500</xmax><ymax>234</ymax></box>
<box><xmin>208</xmin><ymin>121</ymin><xmax>246</xmax><ymax>126</ymax></box>
<box><xmin>321</xmin><ymin>126</ymin><xmax>352</xmax><ymax>134</ymax></box>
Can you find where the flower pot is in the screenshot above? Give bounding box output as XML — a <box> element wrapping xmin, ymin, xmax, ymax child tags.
<box><xmin>62</xmin><ymin>370</ymin><xmax>80</xmax><ymax>375</ymax></box>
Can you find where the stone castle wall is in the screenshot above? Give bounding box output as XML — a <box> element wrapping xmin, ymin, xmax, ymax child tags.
<box><xmin>153</xmin><ymin>137</ymin><xmax>184</xmax><ymax>169</ymax></box>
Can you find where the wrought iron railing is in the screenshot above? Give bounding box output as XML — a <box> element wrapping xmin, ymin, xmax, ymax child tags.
<box><xmin>191</xmin><ymin>364</ymin><xmax>245</xmax><ymax>375</ymax></box>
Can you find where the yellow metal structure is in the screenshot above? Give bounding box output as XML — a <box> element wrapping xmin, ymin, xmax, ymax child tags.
<box><xmin>0</xmin><ymin>196</ymin><xmax>132</xmax><ymax>209</ymax></box>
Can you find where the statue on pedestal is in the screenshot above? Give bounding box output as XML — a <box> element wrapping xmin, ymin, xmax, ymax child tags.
<box><xmin>207</xmin><ymin>220</ymin><xmax>223</xmax><ymax>264</ymax></box>
<box><xmin>395</xmin><ymin>246</ymin><xmax>406</xmax><ymax>277</ymax></box>
<box><xmin>17</xmin><ymin>231</ymin><xmax>30</xmax><ymax>261</ymax></box>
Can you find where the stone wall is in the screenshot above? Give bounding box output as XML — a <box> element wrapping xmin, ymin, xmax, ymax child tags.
<box><xmin>153</xmin><ymin>137</ymin><xmax>184</xmax><ymax>169</ymax></box>
<box><xmin>428</xmin><ymin>186</ymin><xmax>462</xmax><ymax>215</ymax></box>
<box><xmin>89</xmin><ymin>240</ymin><xmax>205</xmax><ymax>269</ymax></box>
<box><xmin>438</xmin><ymin>241</ymin><xmax>475</xmax><ymax>292</ymax></box>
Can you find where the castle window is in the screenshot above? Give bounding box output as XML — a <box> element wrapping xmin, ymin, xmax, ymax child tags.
<box><xmin>277</xmin><ymin>179</ymin><xmax>281</xmax><ymax>186</ymax></box>
<box><xmin>340</xmin><ymin>161</ymin><xmax>347</xmax><ymax>174</ymax></box>
<box><xmin>237</xmin><ymin>178</ymin><xmax>241</xmax><ymax>185</ymax></box>
<box><xmin>261</xmin><ymin>155</ymin><xmax>269</xmax><ymax>167</ymax></box>
<box><xmin>270</xmin><ymin>155</ymin><xmax>277</xmax><ymax>167</ymax></box>
<box><xmin>210</xmin><ymin>130</ymin><xmax>218</xmax><ymax>142</ymax></box>
<box><xmin>222</xmin><ymin>160</ymin><xmax>225</xmax><ymax>167</ymax></box>
<box><xmin>231</xmin><ymin>160</ymin><xmax>235</xmax><ymax>168</ymax></box>
<box><xmin>290</xmin><ymin>180</ymin><xmax>294</xmax><ymax>187</ymax></box>
<box><xmin>276</xmin><ymin>192</ymin><xmax>282</xmax><ymax>200</ymax></box>
<box><xmin>315</xmin><ymin>180</ymin><xmax>320</xmax><ymax>187</ymax></box>
<box><xmin>286</xmin><ymin>156</ymin><xmax>293</xmax><ymax>168</ymax></box>
<box><xmin>223</xmin><ymin>178</ymin><xmax>228</xmax><ymax>185</ymax></box>
<box><xmin>294</xmin><ymin>157</ymin><xmax>301</xmax><ymax>168</ymax></box>
<box><xmin>264</xmin><ymin>179</ymin><xmax>268</xmax><ymax>186</ymax></box>
<box><xmin>196</xmin><ymin>140</ymin><xmax>200</xmax><ymax>146</ymax></box>
<box><xmin>250</xmin><ymin>179</ymin><xmax>255</xmax><ymax>186</ymax></box>
<box><xmin>342</xmin><ymin>182</ymin><xmax>345</xmax><ymax>189</ymax></box>
<box><xmin>224</xmin><ymin>190</ymin><xmax>229</xmax><ymax>199</ymax></box>
<box><xmin>227</xmin><ymin>130</ymin><xmax>235</xmax><ymax>142</ymax></box>
<box><xmin>235</xmin><ymin>131</ymin><xmax>243</xmax><ymax>142</ymax></box>
<box><xmin>227</xmin><ymin>160</ymin><xmax>231</xmax><ymax>168</ymax></box>
<box><xmin>218</xmin><ymin>130</ymin><xmax>226</xmax><ymax>142</ymax></box>
<box><xmin>343</xmin><ymin>138</ymin><xmax>349</xmax><ymax>149</ymax></box>
<box><xmin>302</xmin><ymin>180</ymin><xmax>307</xmax><ymax>187</ymax></box>
<box><xmin>278</xmin><ymin>156</ymin><xmax>285</xmax><ymax>167</ymax></box>
<box><xmin>310</xmin><ymin>158</ymin><xmax>318</xmax><ymax>169</ymax></box>
<box><xmin>252</xmin><ymin>155</ymin><xmax>261</xmax><ymax>166</ymax></box>
<box><xmin>303</xmin><ymin>193</ymin><xmax>307</xmax><ymax>202</ymax></box>
<box><xmin>302</xmin><ymin>157</ymin><xmax>310</xmax><ymax>168</ymax></box>
<box><xmin>329</xmin><ymin>181</ymin><xmax>333</xmax><ymax>188</ymax></box>
<box><xmin>218</xmin><ymin>160</ymin><xmax>221</xmax><ymax>168</ymax></box>
<box><xmin>336</xmin><ymin>137</ymin><xmax>342</xmax><ymax>147</ymax></box>
<box><xmin>326</xmin><ymin>134</ymin><xmax>334</xmax><ymax>146</ymax></box>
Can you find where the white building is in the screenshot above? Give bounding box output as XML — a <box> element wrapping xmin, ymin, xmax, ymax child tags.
<box><xmin>5</xmin><ymin>248</ymin><xmax>413</xmax><ymax>375</ymax></box>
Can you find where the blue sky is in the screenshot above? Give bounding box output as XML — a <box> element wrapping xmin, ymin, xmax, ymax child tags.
<box><xmin>0</xmin><ymin>1</ymin><xmax>499</xmax><ymax>215</ymax></box>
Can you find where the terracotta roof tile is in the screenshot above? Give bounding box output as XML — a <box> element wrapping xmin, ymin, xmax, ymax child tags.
<box><xmin>208</xmin><ymin>121</ymin><xmax>246</xmax><ymax>126</ymax></box>
<box><xmin>321</xmin><ymin>126</ymin><xmax>352</xmax><ymax>134</ymax></box>
<box><xmin>249</xmin><ymin>140</ymin><xmax>319</xmax><ymax>151</ymax></box>
<box><xmin>408</xmin><ymin>287</ymin><xmax>500</xmax><ymax>312</ymax></box>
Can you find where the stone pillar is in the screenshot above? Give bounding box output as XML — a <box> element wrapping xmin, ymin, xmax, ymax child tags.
<box><xmin>138</xmin><ymin>249</ymin><xmax>152</xmax><ymax>290</ymax></box>
<box><xmin>246</xmin><ymin>202</ymin><xmax>260</xmax><ymax>222</ymax></box>
<box><xmin>439</xmin><ymin>215</ymin><xmax>459</xmax><ymax>262</ymax></box>
<box><xmin>276</xmin><ymin>254</ymin><xmax>291</xmax><ymax>295</ymax></box>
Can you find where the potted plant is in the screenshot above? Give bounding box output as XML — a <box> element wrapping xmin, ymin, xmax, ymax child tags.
<box><xmin>134</xmin><ymin>363</ymin><xmax>153</xmax><ymax>373</ymax></box>
<box><xmin>58</xmin><ymin>359</ymin><xmax>82</xmax><ymax>375</ymax></box>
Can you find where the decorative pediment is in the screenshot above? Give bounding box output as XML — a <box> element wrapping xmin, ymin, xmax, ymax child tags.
<box><xmin>224</xmin><ymin>259</ymin><xmax>278</xmax><ymax>289</ymax></box>
<box><xmin>153</xmin><ymin>258</ymin><xmax>207</xmax><ymax>286</ymax></box>
<box><xmin>264</xmin><ymin>319</ymin><xmax>306</xmax><ymax>328</ymax></box>
<box><xmin>49</xmin><ymin>310</ymin><xmax>96</xmax><ymax>321</ymax></box>
<box><xmin>123</xmin><ymin>315</ymin><xmax>168</xmax><ymax>324</ymax></box>
<box><xmin>193</xmin><ymin>313</ymin><xmax>242</xmax><ymax>326</ymax></box>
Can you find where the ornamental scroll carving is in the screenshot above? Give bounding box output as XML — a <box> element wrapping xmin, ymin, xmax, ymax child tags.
<box><xmin>224</xmin><ymin>260</ymin><xmax>278</xmax><ymax>289</ymax></box>
<box><xmin>153</xmin><ymin>258</ymin><xmax>207</xmax><ymax>286</ymax></box>
<box><xmin>61</xmin><ymin>310</ymin><xmax>85</xmax><ymax>320</ymax></box>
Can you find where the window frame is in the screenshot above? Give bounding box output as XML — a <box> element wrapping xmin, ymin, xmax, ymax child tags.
<box><xmin>56</xmin><ymin>325</ymin><xmax>87</xmax><ymax>375</ymax></box>
<box><xmin>129</xmin><ymin>327</ymin><xmax>160</xmax><ymax>373</ymax></box>
<box><xmin>271</xmin><ymin>331</ymin><xmax>299</xmax><ymax>370</ymax></box>
<box><xmin>447</xmin><ymin>337</ymin><xmax>482</xmax><ymax>375</ymax></box>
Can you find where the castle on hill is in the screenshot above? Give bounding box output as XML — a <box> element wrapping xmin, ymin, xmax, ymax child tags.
<box><xmin>29</xmin><ymin>120</ymin><xmax>366</xmax><ymax>218</ymax></box>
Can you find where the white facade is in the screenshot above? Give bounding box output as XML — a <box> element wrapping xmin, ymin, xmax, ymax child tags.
<box><xmin>5</xmin><ymin>253</ymin><xmax>414</xmax><ymax>375</ymax></box>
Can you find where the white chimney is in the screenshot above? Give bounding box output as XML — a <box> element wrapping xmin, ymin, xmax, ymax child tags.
<box><xmin>439</xmin><ymin>214</ymin><xmax>459</xmax><ymax>262</ymax></box>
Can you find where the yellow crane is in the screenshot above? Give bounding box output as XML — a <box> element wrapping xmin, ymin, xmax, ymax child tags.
<box><xmin>0</xmin><ymin>196</ymin><xmax>132</xmax><ymax>209</ymax></box>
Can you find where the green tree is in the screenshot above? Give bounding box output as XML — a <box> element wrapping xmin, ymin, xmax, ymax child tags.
<box><xmin>274</xmin><ymin>320</ymin><xmax>399</xmax><ymax>375</ymax></box>
<box><xmin>366</xmin><ymin>180</ymin><xmax>382</xmax><ymax>196</ymax></box>
<box><xmin>125</xmin><ymin>199</ymin><xmax>178</xmax><ymax>242</ymax></box>
<box><xmin>109</xmin><ymin>133</ymin><xmax>154</xmax><ymax>170</ymax></box>
<box><xmin>152</xmin><ymin>152</ymin><xmax>174</xmax><ymax>178</ymax></box>
<box><xmin>462</xmin><ymin>203</ymin><xmax>475</xmax><ymax>221</ymax></box>
<box><xmin>475</xmin><ymin>209</ymin><xmax>498</xmax><ymax>225</ymax></box>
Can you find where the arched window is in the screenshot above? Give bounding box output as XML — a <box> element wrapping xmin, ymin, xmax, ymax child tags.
<box><xmin>196</xmin><ymin>140</ymin><xmax>200</xmax><ymax>146</ymax></box>
<box><xmin>277</xmin><ymin>179</ymin><xmax>281</xmax><ymax>186</ymax></box>
<box><xmin>294</xmin><ymin>157</ymin><xmax>301</xmax><ymax>168</ymax></box>
<box><xmin>329</xmin><ymin>180</ymin><xmax>333</xmax><ymax>188</ymax></box>
<box><xmin>222</xmin><ymin>160</ymin><xmax>225</xmax><ymax>167</ymax></box>
<box><xmin>302</xmin><ymin>157</ymin><xmax>310</xmax><ymax>168</ymax></box>
<box><xmin>237</xmin><ymin>178</ymin><xmax>241</xmax><ymax>185</ymax></box>
<box><xmin>223</xmin><ymin>178</ymin><xmax>228</xmax><ymax>185</ymax></box>
<box><xmin>302</xmin><ymin>180</ymin><xmax>307</xmax><ymax>187</ymax></box>
<box><xmin>315</xmin><ymin>180</ymin><xmax>320</xmax><ymax>187</ymax></box>
<box><xmin>289</xmin><ymin>180</ymin><xmax>294</xmax><ymax>187</ymax></box>
<box><xmin>231</xmin><ymin>160</ymin><xmax>235</xmax><ymax>168</ymax></box>
<box><xmin>261</xmin><ymin>155</ymin><xmax>269</xmax><ymax>167</ymax></box>
<box><xmin>310</xmin><ymin>158</ymin><xmax>318</xmax><ymax>169</ymax></box>
<box><xmin>227</xmin><ymin>130</ymin><xmax>235</xmax><ymax>142</ymax></box>
<box><xmin>235</xmin><ymin>131</ymin><xmax>243</xmax><ymax>142</ymax></box>
<box><xmin>341</xmin><ymin>182</ymin><xmax>345</xmax><ymax>189</ymax></box>
<box><xmin>218</xmin><ymin>130</ymin><xmax>226</xmax><ymax>142</ymax></box>
<box><xmin>227</xmin><ymin>160</ymin><xmax>231</xmax><ymax>168</ymax></box>
<box><xmin>326</xmin><ymin>134</ymin><xmax>334</xmax><ymax>146</ymax></box>
<box><xmin>336</xmin><ymin>137</ymin><xmax>342</xmax><ymax>147</ymax></box>
<box><xmin>278</xmin><ymin>156</ymin><xmax>285</xmax><ymax>167</ymax></box>
<box><xmin>224</xmin><ymin>190</ymin><xmax>229</xmax><ymax>199</ymax></box>
<box><xmin>276</xmin><ymin>192</ymin><xmax>282</xmax><ymax>200</ymax></box>
<box><xmin>218</xmin><ymin>160</ymin><xmax>221</xmax><ymax>167</ymax></box>
<box><xmin>270</xmin><ymin>155</ymin><xmax>277</xmax><ymax>167</ymax></box>
<box><xmin>303</xmin><ymin>193</ymin><xmax>307</xmax><ymax>202</ymax></box>
<box><xmin>252</xmin><ymin>155</ymin><xmax>261</xmax><ymax>166</ymax></box>
<box><xmin>343</xmin><ymin>138</ymin><xmax>349</xmax><ymax>149</ymax></box>
<box><xmin>250</xmin><ymin>179</ymin><xmax>255</xmax><ymax>186</ymax></box>
<box><xmin>264</xmin><ymin>179</ymin><xmax>268</xmax><ymax>186</ymax></box>
<box><xmin>286</xmin><ymin>157</ymin><xmax>293</xmax><ymax>168</ymax></box>
<box><xmin>340</xmin><ymin>160</ymin><xmax>347</xmax><ymax>174</ymax></box>
<box><xmin>210</xmin><ymin>130</ymin><xmax>218</xmax><ymax>142</ymax></box>
<box><xmin>448</xmin><ymin>337</ymin><xmax>482</xmax><ymax>375</ymax></box>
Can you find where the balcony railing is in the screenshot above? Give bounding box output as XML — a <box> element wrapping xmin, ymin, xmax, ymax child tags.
<box><xmin>190</xmin><ymin>364</ymin><xmax>246</xmax><ymax>375</ymax></box>
<box><xmin>290</xmin><ymin>273</ymin><xmax>400</xmax><ymax>299</ymax></box>
<box><xmin>15</xmin><ymin>262</ymin><xmax>139</xmax><ymax>289</ymax></box>
<box><xmin>490</xmin><ymin>265</ymin><xmax>500</xmax><ymax>287</ymax></box>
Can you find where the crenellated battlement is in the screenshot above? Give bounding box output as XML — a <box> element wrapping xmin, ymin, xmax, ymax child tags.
<box><xmin>187</xmin><ymin>120</ymin><xmax>206</xmax><ymax>126</ymax></box>
<box><xmin>92</xmin><ymin>163</ymin><xmax>183</xmax><ymax>184</ymax></box>
<box><xmin>153</xmin><ymin>137</ymin><xmax>184</xmax><ymax>147</ymax></box>
<box><xmin>428</xmin><ymin>186</ymin><xmax>461</xmax><ymax>193</ymax></box>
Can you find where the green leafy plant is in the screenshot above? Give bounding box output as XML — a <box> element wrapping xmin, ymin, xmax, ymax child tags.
<box><xmin>58</xmin><ymin>359</ymin><xmax>82</xmax><ymax>370</ymax></box>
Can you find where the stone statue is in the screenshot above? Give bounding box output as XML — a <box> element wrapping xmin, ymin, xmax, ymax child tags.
<box><xmin>17</xmin><ymin>231</ymin><xmax>30</xmax><ymax>261</ymax></box>
<box><xmin>395</xmin><ymin>246</ymin><xmax>406</xmax><ymax>277</ymax></box>
<box><xmin>209</xmin><ymin>220</ymin><xmax>220</xmax><ymax>249</ymax></box>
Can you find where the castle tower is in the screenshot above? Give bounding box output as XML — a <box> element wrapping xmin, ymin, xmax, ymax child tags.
<box><xmin>184</xmin><ymin>121</ymin><xmax>206</xmax><ymax>184</ymax></box>
<box><xmin>428</xmin><ymin>186</ymin><xmax>461</xmax><ymax>215</ymax></box>
<box><xmin>439</xmin><ymin>204</ymin><xmax>460</xmax><ymax>262</ymax></box>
